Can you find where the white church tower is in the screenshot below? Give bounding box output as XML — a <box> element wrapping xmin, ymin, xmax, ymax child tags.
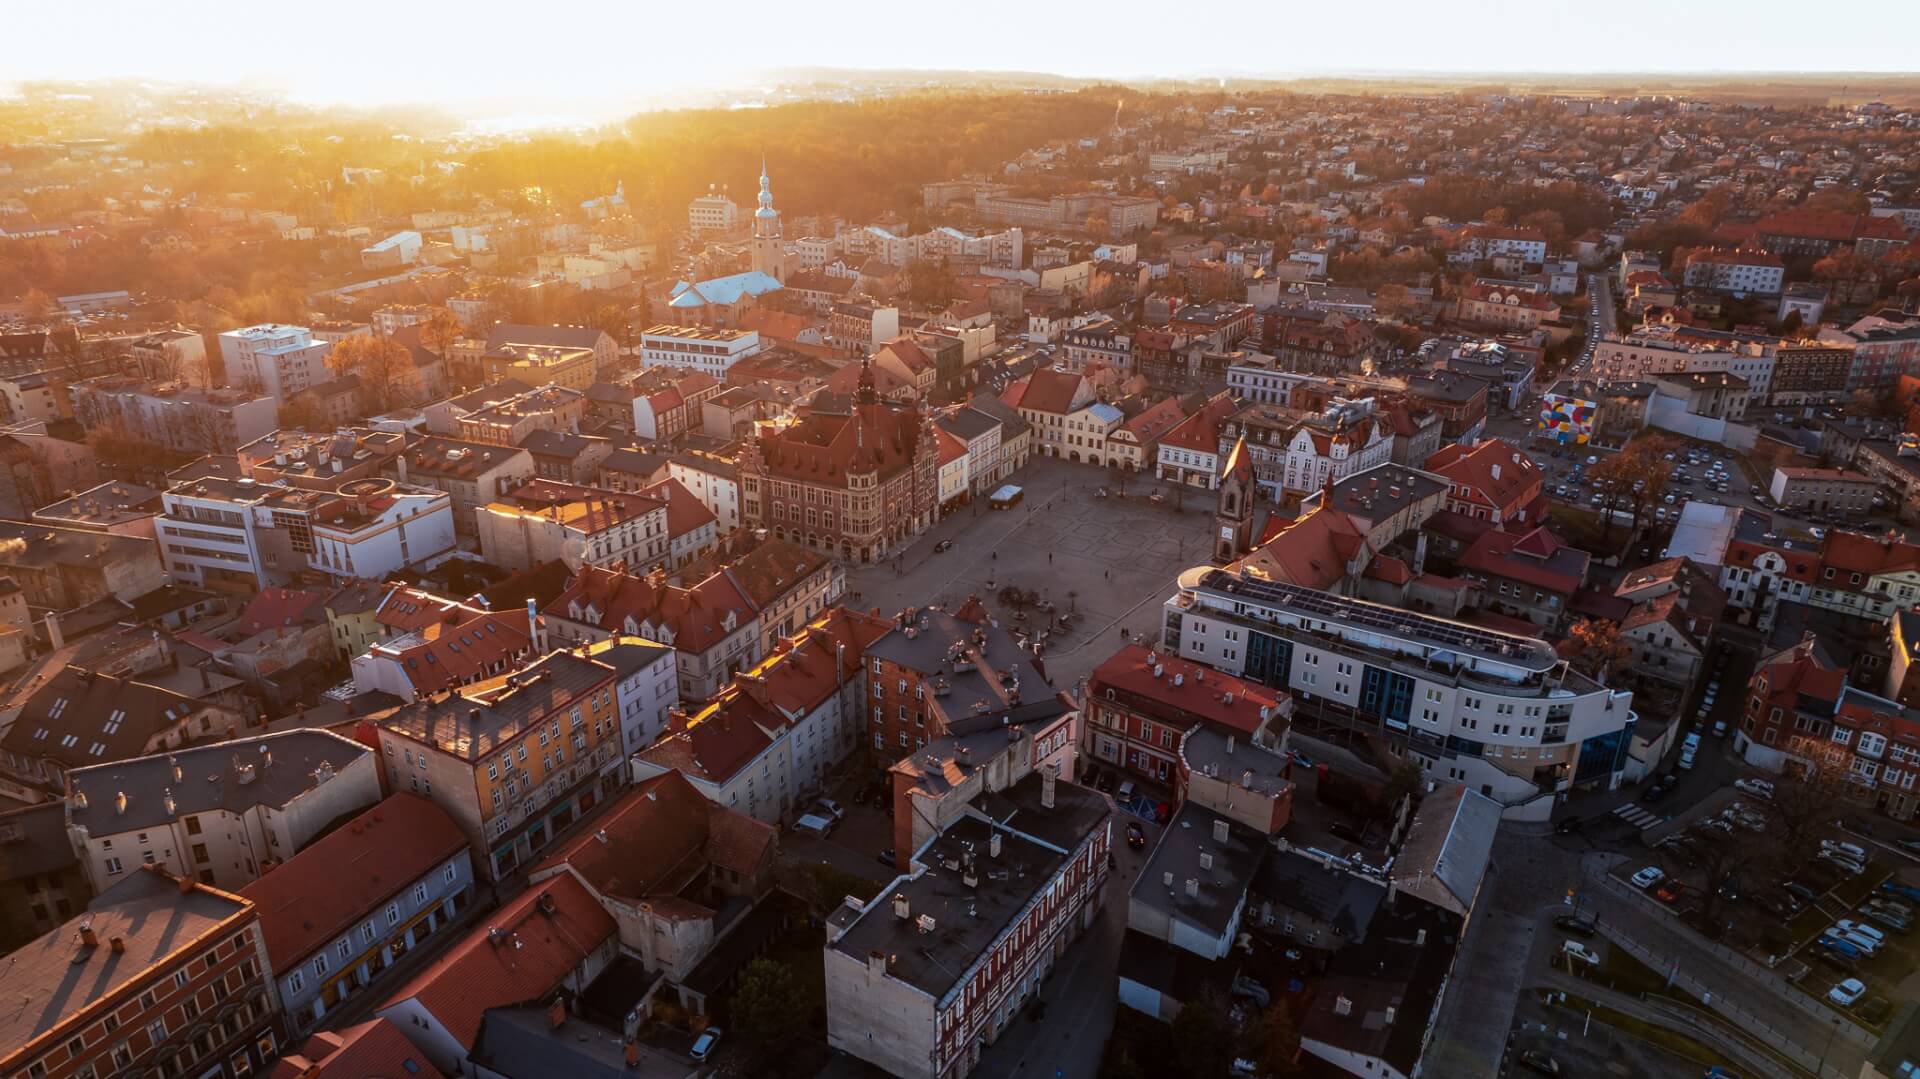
<box><xmin>751</xmin><ymin>157</ymin><xmax>787</xmax><ymax>283</ymax></box>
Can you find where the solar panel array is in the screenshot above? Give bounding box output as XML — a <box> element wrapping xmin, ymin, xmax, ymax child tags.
<box><xmin>1201</xmin><ymin>569</ymin><xmax>1554</xmax><ymax>667</ymax></box>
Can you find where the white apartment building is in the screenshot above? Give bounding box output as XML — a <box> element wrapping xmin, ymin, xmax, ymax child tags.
<box><xmin>1226</xmin><ymin>364</ymin><xmax>1312</xmax><ymax>407</ymax></box>
<box><xmin>668</xmin><ymin>453</ymin><xmax>741</xmax><ymax>533</ymax></box>
<box><xmin>639</xmin><ymin>325</ymin><xmax>761</xmax><ymax>380</ymax></box>
<box><xmin>219</xmin><ymin>324</ymin><xmax>332</xmax><ymax>402</ymax></box>
<box><xmin>1162</xmin><ymin>568</ymin><xmax>1636</xmax><ymax>821</ymax></box>
<box><xmin>688</xmin><ymin>189</ymin><xmax>739</xmax><ymax>233</ymax></box>
<box><xmin>65</xmin><ymin>729</ymin><xmax>382</xmax><ymax>893</ymax></box>
<box><xmin>583</xmin><ymin>636</ymin><xmax>681</xmax><ymax>760</ymax></box>
<box><xmin>1682</xmin><ymin>251</ymin><xmax>1786</xmax><ymax>297</ymax></box>
<box><xmin>159</xmin><ymin>475</ymin><xmax>456</xmax><ymax>591</ymax></box>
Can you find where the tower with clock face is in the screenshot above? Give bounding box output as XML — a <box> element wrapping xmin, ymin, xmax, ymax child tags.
<box><xmin>1214</xmin><ymin>435</ymin><xmax>1255</xmax><ymax>564</ymax></box>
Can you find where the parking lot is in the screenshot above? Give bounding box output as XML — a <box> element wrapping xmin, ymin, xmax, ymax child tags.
<box><xmin>1611</xmin><ymin>785</ymin><xmax>1920</xmax><ymax>1036</ymax></box>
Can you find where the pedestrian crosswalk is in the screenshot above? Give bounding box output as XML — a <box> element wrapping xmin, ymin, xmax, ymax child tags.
<box><xmin>1612</xmin><ymin>803</ymin><xmax>1666</xmax><ymax>830</ymax></box>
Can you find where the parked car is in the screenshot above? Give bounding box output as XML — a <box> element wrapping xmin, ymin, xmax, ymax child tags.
<box><xmin>1881</xmin><ymin>880</ymin><xmax>1920</xmax><ymax>903</ymax></box>
<box><xmin>1818</xmin><ymin>932</ymin><xmax>1864</xmax><ymax>956</ymax></box>
<box><xmin>1784</xmin><ymin>880</ymin><xmax>1821</xmax><ymax>904</ymax></box>
<box><xmin>1518</xmin><ymin>1049</ymin><xmax>1563</xmax><ymax>1076</ymax></box>
<box><xmin>690</xmin><ymin>1027</ymin><xmax>724</xmax><ymax>1063</ymax></box>
<box><xmin>813</xmin><ymin>798</ymin><xmax>846</xmax><ymax>821</ymax></box>
<box><xmin>1868</xmin><ymin>896</ymin><xmax>1914</xmax><ymax>919</ymax></box>
<box><xmin>1554</xmin><ymin>913</ymin><xmax>1597</xmax><ymax>937</ymax></box>
<box><xmin>1860</xmin><ymin>906</ymin><xmax>1909</xmax><ymax>933</ymax></box>
<box><xmin>1824</xmin><ymin>839</ymin><xmax>1870</xmax><ymax>862</ymax></box>
<box><xmin>1897</xmin><ymin>837</ymin><xmax>1920</xmax><ymax>856</ymax></box>
<box><xmin>1819</xmin><ymin>850</ymin><xmax>1867</xmax><ymax>876</ymax></box>
<box><xmin>1655</xmin><ymin>880</ymin><xmax>1686</xmax><ymax>904</ymax></box>
<box><xmin>1734</xmin><ymin>778</ymin><xmax>1775</xmax><ymax>800</ymax></box>
<box><xmin>1829</xmin><ymin>927</ymin><xmax>1881</xmax><ymax>955</ymax></box>
<box><xmin>1125</xmin><ymin>821</ymin><xmax>1146</xmax><ymax>849</ymax></box>
<box><xmin>1829</xmin><ymin>978</ymin><xmax>1867</xmax><ymax>1006</ymax></box>
<box><xmin>876</xmin><ymin>848</ymin><xmax>896</xmax><ymax>868</ymax></box>
<box><xmin>1561</xmin><ymin>940</ymin><xmax>1601</xmax><ymax>967</ymax></box>
<box><xmin>1231</xmin><ymin>975</ymin><xmax>1271</xmax><ymax>1008</ymax></box>
<box><xmin>1836</xmin><ymin>919</ymin><xmax>1887</xmax><ymax>945</ymax></box>
<box><xmin>1816</xmin><ymin>947</ymin><xmax>1859</xmax><ymax>974</ymax></box>
<box><xmin>1631</xmin><ymin>866</ymin><xmax>1666</xmax><ymax>889</ymax></box>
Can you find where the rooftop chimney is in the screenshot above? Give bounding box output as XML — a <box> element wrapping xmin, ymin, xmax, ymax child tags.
<box><xmin>79</xmin><ymin>922</ymin><xmax>97</xmax><ymax>949</ymax></box>
<box><xmin>526</xmin><ymin>597</ymin><xmax>540</xmax><ymax>650</ymax></box>
<box><xmin>109</xmin><ymin>936</ymin><xmax>124</xmax><ymax>954</ymax></box>
<box><xmin>1200</xmin><ymin>852</ymin><xmax>1214</xmax><ymax>870</ymax></box>
<box><xmin>989</xmin><ymin>832</ymin><xmax>1002</xmax><ymax>859</ymax></box>
<box><xmin>1335</xmin><ymin>996</ymin><xmax>1353</xmax><ymax>1017</ymax></box>
<box><xmin>892</xmin><ymin>892</ymin><xmax>910</xmax><ymax>921</ymax></box>
<box><xmin>1184</xmin><ymin>878</ymin><xmax>1199</xmax><ymax>898</ymax></box>
<box><xmin>1041</xmin><ymin>767</ymin><xmax>1057</xmax><ymax>809</ymax></box>
<box><xmin>1212</xmin><ymin>819</ymin><xmax>1229</xmax><ymax>843</ymax></box>
<box><xmin>548</xmin><ymin>997</ymin><xmax>567</xmax><ymax>1029</ymax></box>
<box><xmin>1226</xmin><ymin>735</ymin><xmax>1235</xmax><ymax>755</ymax></box>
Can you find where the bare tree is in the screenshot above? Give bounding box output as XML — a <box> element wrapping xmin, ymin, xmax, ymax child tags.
<box><xmin>326</xmin><ymin>334</ymin><xmax>417</xmax><ymax>413</ymax></box>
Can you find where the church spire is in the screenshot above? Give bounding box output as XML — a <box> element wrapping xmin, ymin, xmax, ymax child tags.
<box><xmin>856</xmin><ymin>356</ymin><xmax>878</xmax><ymax>407</ymax></box>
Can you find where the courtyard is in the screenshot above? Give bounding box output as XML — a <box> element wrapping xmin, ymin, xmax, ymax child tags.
<box><xmin>844</xmin><ymin>455</ymin><xmax>1232</xmax><ymax>692</ymax></box>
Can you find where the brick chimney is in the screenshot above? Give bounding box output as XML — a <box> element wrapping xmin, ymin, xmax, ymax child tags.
<box><xmin>79</xmin><ymin>922</ymin><xmax>98</xmax><ymax>948</ymax></box>
<box><xmin>547</xmin><ymin>996</ymin><xmax>567</xmax><ymax>1029</ymax></box>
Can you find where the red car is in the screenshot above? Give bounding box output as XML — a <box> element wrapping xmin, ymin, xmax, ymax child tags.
<box><xmin>1655</xmin><ymin>880</ymin><xmax>1686</xmax><ymax>905</ymax></box>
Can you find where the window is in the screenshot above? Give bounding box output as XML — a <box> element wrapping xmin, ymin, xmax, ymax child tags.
<box><xmin>104</xmin><ymin>856</ymin><xmax>123</xmax><ymax>875</ymax></box>
<box><xmin>414</xmin><ymin>883</ymin><xmax>429</xmax><ymax>904</ymax></box>
<box><xmin>386</xmin><ymin>903</ymin><xmax>400</xmax><ymax>926</ymax></box>
<box><xmin>444</xmin><ymin>864</ymin><xmax>458</xmax><ymax>883</ymax></box>
<box><xmin>288</xmin><ymin>969</ymin><xmax>304</xmax><ymax>993</ymax></box>
<box><xmin>174</xmin><ymin>969</ymin><xmax>190</xmax><ymax>989</ymax></box>
<box><xmin>148</xmin><ymin>1018</ymin><xmax>168</xmax><ymax>1043</ymax></box>
<box><xmin>185</xmin><ymin>817</ymin><xmax>202</xmax><ymax>836</ymax></box>
<box><xmin>312</xmin><ymin>954</ymin><xmax>329</xmax><ymax>977</ymax></box>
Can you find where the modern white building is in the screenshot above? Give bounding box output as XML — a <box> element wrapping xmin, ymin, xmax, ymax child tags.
<box><xmin>219</xmin><ymin>324</ymin><xmax>333</xmax><ymax>402</ymax></box>
<box><xmin>1682</xmin><ymin>250</ymin><xmax>1786</xmax><ymax>298</ymax></box>
<box><xmin>638</xmin><ymin>325</ymin><xmax>761</xmax><ymax>380</ymax></box>
<box><xmin>1162</xmin><ymin>568</ymin><xmax>1636</xmax><ymax>820</ymax></box>
<box><xmin>668</xmin><ymin>452</ymin><xmax>741</xmax><ymax>533</ymax></box>
<box><xmin>159</xmin><ymin>475</ymin><xmax>456</xmax><ymax>591</ymax></box>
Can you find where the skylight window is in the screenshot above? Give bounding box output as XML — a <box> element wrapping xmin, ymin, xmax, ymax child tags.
<box><xmin>47</xmin><ymin>698</ymin><xmax>68</xmax><ymax>719</ymax></box>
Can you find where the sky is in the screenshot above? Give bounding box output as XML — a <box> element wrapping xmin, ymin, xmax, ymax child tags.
<box><xmin>12</xmin><ymin>0</ymin><xmax>1917</xmax><ymax>116</ymax></box>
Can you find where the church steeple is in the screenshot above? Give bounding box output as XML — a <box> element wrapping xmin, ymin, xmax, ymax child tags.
<box><xmin>751</xmin><ymin>156</ymin><xmax>786</xmax><ymax>283</ymax></box>
<box><xmin>856</xmin><ymin>356</ymin><xmax>878</xmax><ymax>407</ymax></box>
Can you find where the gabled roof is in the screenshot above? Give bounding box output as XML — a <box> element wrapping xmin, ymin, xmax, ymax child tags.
<box><xmin>380</xmin><ymin>872</ymin><xmax>615</xmax><ymax>1051</ymax></box>
<box><xmin>547</xmin><ymin>565</ymin><xmax>754</xmax><ymax>654</ymax></box>
<box><xmin>242</xmin><ymin>794</ymin><xmax>466</xmax><ymax>966</ymax></box>
<box><xmin>235</xmin><ymin>587</ymin><xmax>329</xmax><ymax>637</ymax></box>
<box><xmin>534</xmin><ymin>771</ymin><xmax>774</xmax><ymax>908</ymax></box>
<box><xmin>1</xmin><ymin>666</ymin><xmax>209</xmax><ymax>771</ymax></box>
<box><xmin>485</xmin><ymin>324</ymin><xmax>609</xmax><ymax>353</ymax></box>
<box><xmin>1089</xmin><ymin>643</ymin><xmax>1282</xmax><ymax>736</ymax></box>
<box><xmin>1424</xmin><ymin>438</ymin><xmax>1541</xmax><ymax>515</ymax></box>
<box><xmin>269</xmin><ymin>1019</ymin><xmax>447</xmax><ymax>1079</ymax></box>
<box><xmin>668</xmin><ymin>271</ymin><xmax>785</xmax><ymax>309</ymax></box>
<box><xmin>643</xmin><ymin>477</ymin><xmax>718</xmax><ymax>541</ymax></box>
<box><xmin>1460</xmin><ymin>525</ymin><xmax>1589</xmax><ymax>595</ymax></box>
<box><xmin>1159</xmin><ymin>395</ymin><xmax>1238</xmax><ymax>455</ymax></box>
<box><xmin>1006</xmin><ymin>368</ymin><xmax>1089</xmax><ymax>415</ymax></box>
<box><xmin>1238</xmin><ymin>507</ymin><xmax>1372</xmax><ymax>591</ymax></box>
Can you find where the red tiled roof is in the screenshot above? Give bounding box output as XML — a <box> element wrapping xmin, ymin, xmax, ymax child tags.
<box><xmin>1158</xmin><ymin>396</ymin><xmax>1238</xmax><ymax>455</ymax></box>
<box><xmin>754</xmin><ymin>399</ymin><xmax>928</xmax><ymax>483</ymax></box>
<box><xmin>1240</xmin><ymin>507</ymin><xmax>1371</xmax><ymax>590</ymax></box>
<box><xmin>635</xmin><ymin>701</ymin><xmax>777</xmax><ymax>784</ymax></box>
<box><xmin>1425</xmin><ymin>439</ymin><xmax>1542</xmax><ymax>520</ymax></box>
<box><xmin>380</xmin><ymin>873</ymin><xmax>614</xmax><ymax>1051</ymax></box>
<box><xmin>1364</xmin><ymin>553</ymin><xmax>1412</xmax><ymax>585</ymax></box>
<box><xmin>236</xmin><ymin>587</ymin><xmax>328</xmax><ymax>637</ymax></box>
<box><xmin>242</xmin><ymin>794</ymin><xmax>467</xmax><ymax>969</ymax></box>
<box><xmin>1008</xmin><ymin>368</ymin><xmax>1088</xmax><ymax>415</ymax></box>
<box><xmin>1822</xmin><ymin>530</ymin><xmax>1920</xmax><ymax>578</ymax></box>
<box><xmin>1089</xmin><ymin>642</ymin><xmax>1283</xmax><ymax>736</ymax></box>
<box><xmin>1460</xmin><ymin>525</ymin><xmax>1588</xmax><ymax>595</ymax></box>
<box><xmin>534</xmin><ymin>770</ymin><xmax>774</xmax><ymax>905</ymax></box>
<box><xmin>548</xmin><ymin>565</ymin><xmax>755</xmax><ymax>654</ymax></box>
<box><xmin>935</xmin><ymin>426</ymin><xmax>968</xmax><ymax>466</ymax></box>
<box><xmin>374</xmin><ymin>610</ymin><xmax>534</xmax><ymax>696</ymax></box>
<box><xmin>269</xmin><ymin>1019</ymin><xmax>446</xmax><ymax>1079</ymax></box>
<box><xmin>1757</xmin><ymin>209</ymin><xmax>1866</xmax><ymax>243</ymax></box>
<box><xmin>1119</xmin><ymin>397</ymin><xmax>1186</xmax><ymax>443</ymax></box>
<box><xmin>642</xmin><ymin>477</ymin><xmax>718</xmax><ymax>542</ymax></box>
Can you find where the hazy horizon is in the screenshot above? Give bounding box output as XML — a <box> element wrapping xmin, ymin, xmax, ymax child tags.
<box><xmin>12</xmin><ymin>0</ymin><xmax>1919</xmax><ymax>124</ymax></box>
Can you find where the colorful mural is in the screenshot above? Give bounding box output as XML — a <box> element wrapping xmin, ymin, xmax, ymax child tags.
<box><xmin>1537</xmin><ymin>392</ymin><xmax>1597</xmax><ymax>445</ymax></box>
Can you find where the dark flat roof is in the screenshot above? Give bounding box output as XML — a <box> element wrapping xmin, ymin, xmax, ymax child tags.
<box><xmin>1130</xmin><ymin>802</ymin><xmax>1269</xmax><ymax>937</ymax></box>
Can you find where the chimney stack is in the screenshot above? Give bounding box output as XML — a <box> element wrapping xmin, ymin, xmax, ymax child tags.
<box><xmin>79</xmin><ymin>922</ymin><xmax>98</xmax><ymax>949</ymax></box>
<box><xmin>526</xmin><ymin>598</ymin><xmax>541</xmax><ymax>650</ymax></box>
<box><xmin>109</xmin><ymin>937</ymin><xmax>125</xmax><ymax>954</ymax></box>
<box><xmin>892</xmin><ymin>892</ymin><xmax>911</xmax><ymax>921</ymax></box>
<box><xmin>1212</xmin><ymin>818</ymin><xmax>1229</xmax><ymax>843</ymax></box>
<box><xmin>1184</xmin><ymin>878</ymin><xmax>1199</xmax><ymax>898</ymax></box>
<box><xmin>1041</xmin><ymin>766</ymin><xmax>1057</xmax><ymax>809</ymax></box>
<box><xmin>989</xmin><ymin>832</ymin><xmax>1002</xmax><ymax>859</ymax></box>
<box><xmin>547</xmin><ymin>997</ymin><xmax>567</xmax><ymax>1029</ymax></box>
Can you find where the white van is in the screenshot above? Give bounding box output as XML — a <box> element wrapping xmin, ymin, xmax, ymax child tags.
<box><xmin>794</xmin><ymin>813</ymin><xmax>835</xmax><ymax>838</ymax></box>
